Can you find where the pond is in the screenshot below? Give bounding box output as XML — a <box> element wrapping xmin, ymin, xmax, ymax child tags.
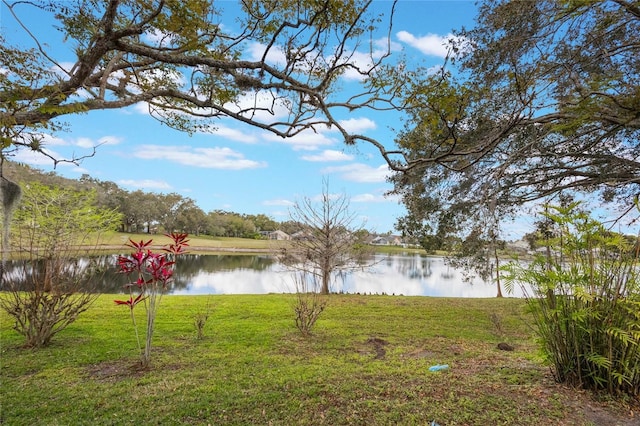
<box><xmin>2</xmin><ymin>253</ymin><xmax>526</xmax><ymax>297</ymax></box>
<box><xmin>40</xmin><ymin>253</ymin><xmax>523</xmax><ymax>298</ymax></box>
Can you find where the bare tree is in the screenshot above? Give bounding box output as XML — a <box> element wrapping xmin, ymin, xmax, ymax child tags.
<box><xmin>278</xmin><ymin>181</ymin><xmax>370</xmax><ymax>294</ymax></box>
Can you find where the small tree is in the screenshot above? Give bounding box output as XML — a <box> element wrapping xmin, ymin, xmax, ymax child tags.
<box><xmin>502</xmin><ymin>203</ymin><xmax>640</xmax><ymax>397</ymax></box>
<box><xmin>1</xmin><ymin>182</ymin><xmax>121</xmax><ymax>347</ymax></box>
<box><xmin>278</xmin><ymin>181</ymin><xmax>371</xmax><ymax>295</ymax></box>
<box><xmin>275</xmin><ymin>181</ymin><xmax>372</xmax><ymax>336</ymax></box>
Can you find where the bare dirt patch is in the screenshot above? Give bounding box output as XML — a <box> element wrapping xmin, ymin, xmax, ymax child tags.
<box><xmin>360</xmin><ymin>336</ymin><xmax>389</xmax><ymax>359</ymax></box>
<box><xmin>86</xmin><ymin>360</ymin><xmax>149</xmax><ymax>382</ymax></box>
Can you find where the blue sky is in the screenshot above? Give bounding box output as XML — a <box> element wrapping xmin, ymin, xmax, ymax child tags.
<box><xmin>2</xmin><ymin>0</ymin><xmax>482</xmax><ymax>234</ymax></box>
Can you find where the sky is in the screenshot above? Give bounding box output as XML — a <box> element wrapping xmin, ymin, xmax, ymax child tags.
<box><xmin>1</xmin><ymin>0</ymin><xmax>489</xmax><ymax>235</ymax></box>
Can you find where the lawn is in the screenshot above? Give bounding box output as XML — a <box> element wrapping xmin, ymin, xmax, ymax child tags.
<box><xmin>97</xmin><ymin>232</ymin><xmax>275</xmax><ymax>252</ymax></box>
<box><xmin>0</xmin><ymin>295</ymin><xmax>636</xmax><ymax>425</ymax></box>
<box><xmin>94</xmin><ymin>232</ymin><xmax>425</xmax><ymax>256</ymax></box>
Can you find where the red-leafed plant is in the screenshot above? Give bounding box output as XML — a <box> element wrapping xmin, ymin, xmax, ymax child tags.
<box><xmin>115</xmin><ymin>233</ymin><xmax>189</xmax><ymax>368</ymax></box>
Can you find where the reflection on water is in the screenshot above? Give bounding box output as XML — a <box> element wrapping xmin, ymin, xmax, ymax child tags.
<box><xmin>341</xmin><ymin>255</ymin><xmax>525</xmax><ymax>297</ymax></box>
<box><xmin>171</xmin><ymin>253</ymin><xmax>523</xmax><ymax>297</ymax></box>
<box><xmin>2</xmin><ymin>254</ymin><xmax>525</xmax><ymax>297</ymax></box>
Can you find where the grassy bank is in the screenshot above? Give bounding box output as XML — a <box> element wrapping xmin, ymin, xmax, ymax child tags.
<box><xmin>95</xmin><ymin>232</ymin><xmax>426</xmax><ymax>255</ymax></box>
<box><xmin>97</xmin><ymin>232</ymin><xmax>275</xmax><ymax>253</ymax></box>
<box><xmin>1</xmin><ymin>295</ymin><xmax>635</xmax><ymax>425</ymax></box>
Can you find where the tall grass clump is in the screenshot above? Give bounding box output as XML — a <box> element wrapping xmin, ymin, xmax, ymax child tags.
<box><xmin>503</xmin><ymin>203</ymin><xmax>640</xmax><ymax>397</ymax></box>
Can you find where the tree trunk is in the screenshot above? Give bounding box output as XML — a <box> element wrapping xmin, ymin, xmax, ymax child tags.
<box><xmin>494</xmin><ymin>246</ymin><xmax>503</xmax><ymax>298</ymax></box>
<box><xmin>321</xmin><ymin>271</ymin><xmax>330</xmax><ymax>294</ymax></box>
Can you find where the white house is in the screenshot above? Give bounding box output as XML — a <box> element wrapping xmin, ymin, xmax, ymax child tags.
<box><xmin>260</xmin><ymin>230</ymin><xmax>291</xmax><ymax>240</ymax></box>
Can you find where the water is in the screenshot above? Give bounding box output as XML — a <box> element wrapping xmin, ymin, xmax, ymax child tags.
<box><xmin>130</xmin><ymin>253</ymin><xmax>521</xmax><ymax>297</ymax></box>
<box><xmin>3</xmin><ymin>253</ymin><xmax>525</xmax><ymax>297</ymax></box>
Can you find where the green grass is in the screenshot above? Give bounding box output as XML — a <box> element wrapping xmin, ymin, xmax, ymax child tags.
<box><xmin>0</xmin><ymin>295</ymin><xmax>634</xmax><ymax>425</ymax></box>
<box><xmin>97</xmin><ymin>232</ymin><xmax>274</xmax><ymax>252</ymax></box>
<box><xmin>95</xmin><ymin>232</ymin><xmax>428</xmax><ymax>255</ymax></box>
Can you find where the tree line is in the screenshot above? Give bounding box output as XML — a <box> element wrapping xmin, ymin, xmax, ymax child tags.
<box><xmin>3</xmin><ymin>160</ymin><xmax>303</xmax><ymax>238</ymax></box>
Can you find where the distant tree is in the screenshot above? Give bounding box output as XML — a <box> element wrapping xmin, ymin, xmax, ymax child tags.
<box><xmin>248</xmin><ymin>214</ymin><xmax>278</xmax><ymax>233</ymax></box>
<box><xmin>174</xmin><ymin>200</ymin><xmax>208</xmax><ymax>235</ymax></box>
<box><xmin>522</xmin><ymin>231</ymin><xmax>540</xmax><ymax>252</ymax></box>
<box><xmin>79</xmin><ymin>175</ymin><xmax>126</xmax><ymax>213</ymax></box>
<box><xmin>206</xmin><ymin>210</ymin><xmax>228</xmax><ymax>236</ymax></box>
<box><xmin>130</xmin><ymin>191</ymin><xmax>160</xmax><ymax>233</ymax></box>
<box><xmin>155</xmin><ymin>192</ymin><xmax>186</xmax><ymax>233</ymax></box>
<box><xmin>115</xmin><ymin>190</ymin><xmax>140</xmax><ymax>233</ymax></box>
<box><xmin>228</xmin><ymin>214</ymin><xmax>257</xmax><ymax>238</ymax></box>
<box><xmin>1</xmin><ymin>182</ymin><xmax>121</xmax><ymax>347</ymax></box>
<box><xmin>205</xmin><ymin>210</ymin><xmax>255</xmax><ymax>238</ymax></box>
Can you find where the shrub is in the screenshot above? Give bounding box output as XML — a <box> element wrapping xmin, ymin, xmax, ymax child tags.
<box><xmin>1</xmin><ymin>183</ymin><xmax>121</xmax><ymax>347</ymax></box>
<box><xmin>503</xmin><ymin>203</ymin><xmax>640</xmax><ymax>397</ymax></box>
<box><xmin>291</xmin><ymin>272</ymin><xmax>327</xmax><ymax>336</ymax></box>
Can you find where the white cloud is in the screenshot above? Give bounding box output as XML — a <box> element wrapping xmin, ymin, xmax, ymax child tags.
<box><xmin>352</xmin><ymin>193</ymin><xmax>390</xmax><ymax>203</ymax></box>
<box><xmin>49</xmin><ymin>61</ymin><xmax>74</xmax><ymax>78</ymax></box>
<box><xmin>37</xmin><ymin>133</ymin><xmax>68</xmax><ymax>146</ymax></box>
<box><xmin>397</xmin><ymin>31</ymin><xmax>462</xmax><ymax>58</ymax></box>
<box><xmin>269</xmin><ymin>117</ymin><xmax>376</xmax><ymax>152</ymax></box>
<box><xmin>338</xmin><ymin>117</ymin><xmax>376</xmax><ymax>133</ymax></box>
<box><xmin>270</xmin><ymin>210</ymin><xmax>289</xmax><ymax>219</ymax></box>
<box><xmin>118</xmin><ymin>179</ymin><xmax>172</xmax><ymax>190</ymax></box>
<box><xmin>246</xmin><ymin>42</ymin><xmax>287</xmax><ymax>65</ymax></box>
<box><xmin>214</xmin><ymin>125</ymin><xmax>258</xmax><ymax>143</ymax></box>
<box><xmin>339</xmin><ymin>37</ymin><xmax>399</xmax><ymax>81</ymax></box>
<box><xmin>132</xmin><ymin>102</ymin><xmax>150</xmax><ymax>115</ymax></box>
<box><xmin>68</xmin><ymin>166</ymin><xmax>89</xmax><ymax>174</ymax></box>
<box><xmin>10</xmin><ymin>132</ymin><xmax>115</xmax><ymax>167</ymax></box>
<box><xmin>263</xmin><ymin>199</ymin><xmax>295</xmax><ymax>207</ymax></box>
<box><xmin>264</xmin><ymin>129</ymin><xmax>337</xmax><ymax>151</ymax></box>
<box><xmin>97</xmin><ymin>135</ymin><xmax>123</xmax><ymax>146</ymax></box>
<box><xmin>322</xmin><ymin>163</ymin><xmax>390</xmax><ymax>183</ymax></box>
<box><xmin>138</xmin><ymin>67</ymin><xmax>185</xmax><ymax>88</ymax></box>
<box><xmin>245</xmin><ymin>38</ymin><xmax>398</xmax><ymax>84</ymax></box>
<box><xmin>143</xmin><ymin>28</ymin><xmax>175</xmax><ymax>46</ymax></box>
<box><xmin>199</xmin><ymin>124</ymin><xmax>259</xmax><ymax>143</ymax></box>
<box><xmin>224</xmin><ymin>90</ymin><xmax>291</xmax><ymax>122</ymax></box>
<box><xmin>375</xmin><ymin>36</ymin><xmax>402</xmax><ymax>53</ymax></box>
<box><xmin>14</xmin><ymin>148</ymin><xmax>88</xmax><ymax>173</ymax></box>
<box><xmin>42</xmin><ymin>134</ymin><xmax>122</xmax><ymax>149</ymax></box>
<box><xmin>75</xmin><ymin>137</ymin><xmax>96</xmax><ymax>148</ymax></box>
<box><xmin>12</xmin><ymin>148</ymin><xmax>61</xmax><ymax>166</ymax></box>
<box><xmin>340</xmin><ymin>50</ymin><xmax>378</xmax><ymax>81</ymax></box>
<box><xmin>301</xmin><ymin>150</ymin><xmax>354</xmax><ymax>162</ymax></box>
<box><xmin>311</xmin><ymin>192</ymin><xmax>345</xmax><ymax>202</ymax></box>
<box><xmin>131</xmin><ymin>144</ymin><xmax>266</xmax><ymax>170</ymax></box>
